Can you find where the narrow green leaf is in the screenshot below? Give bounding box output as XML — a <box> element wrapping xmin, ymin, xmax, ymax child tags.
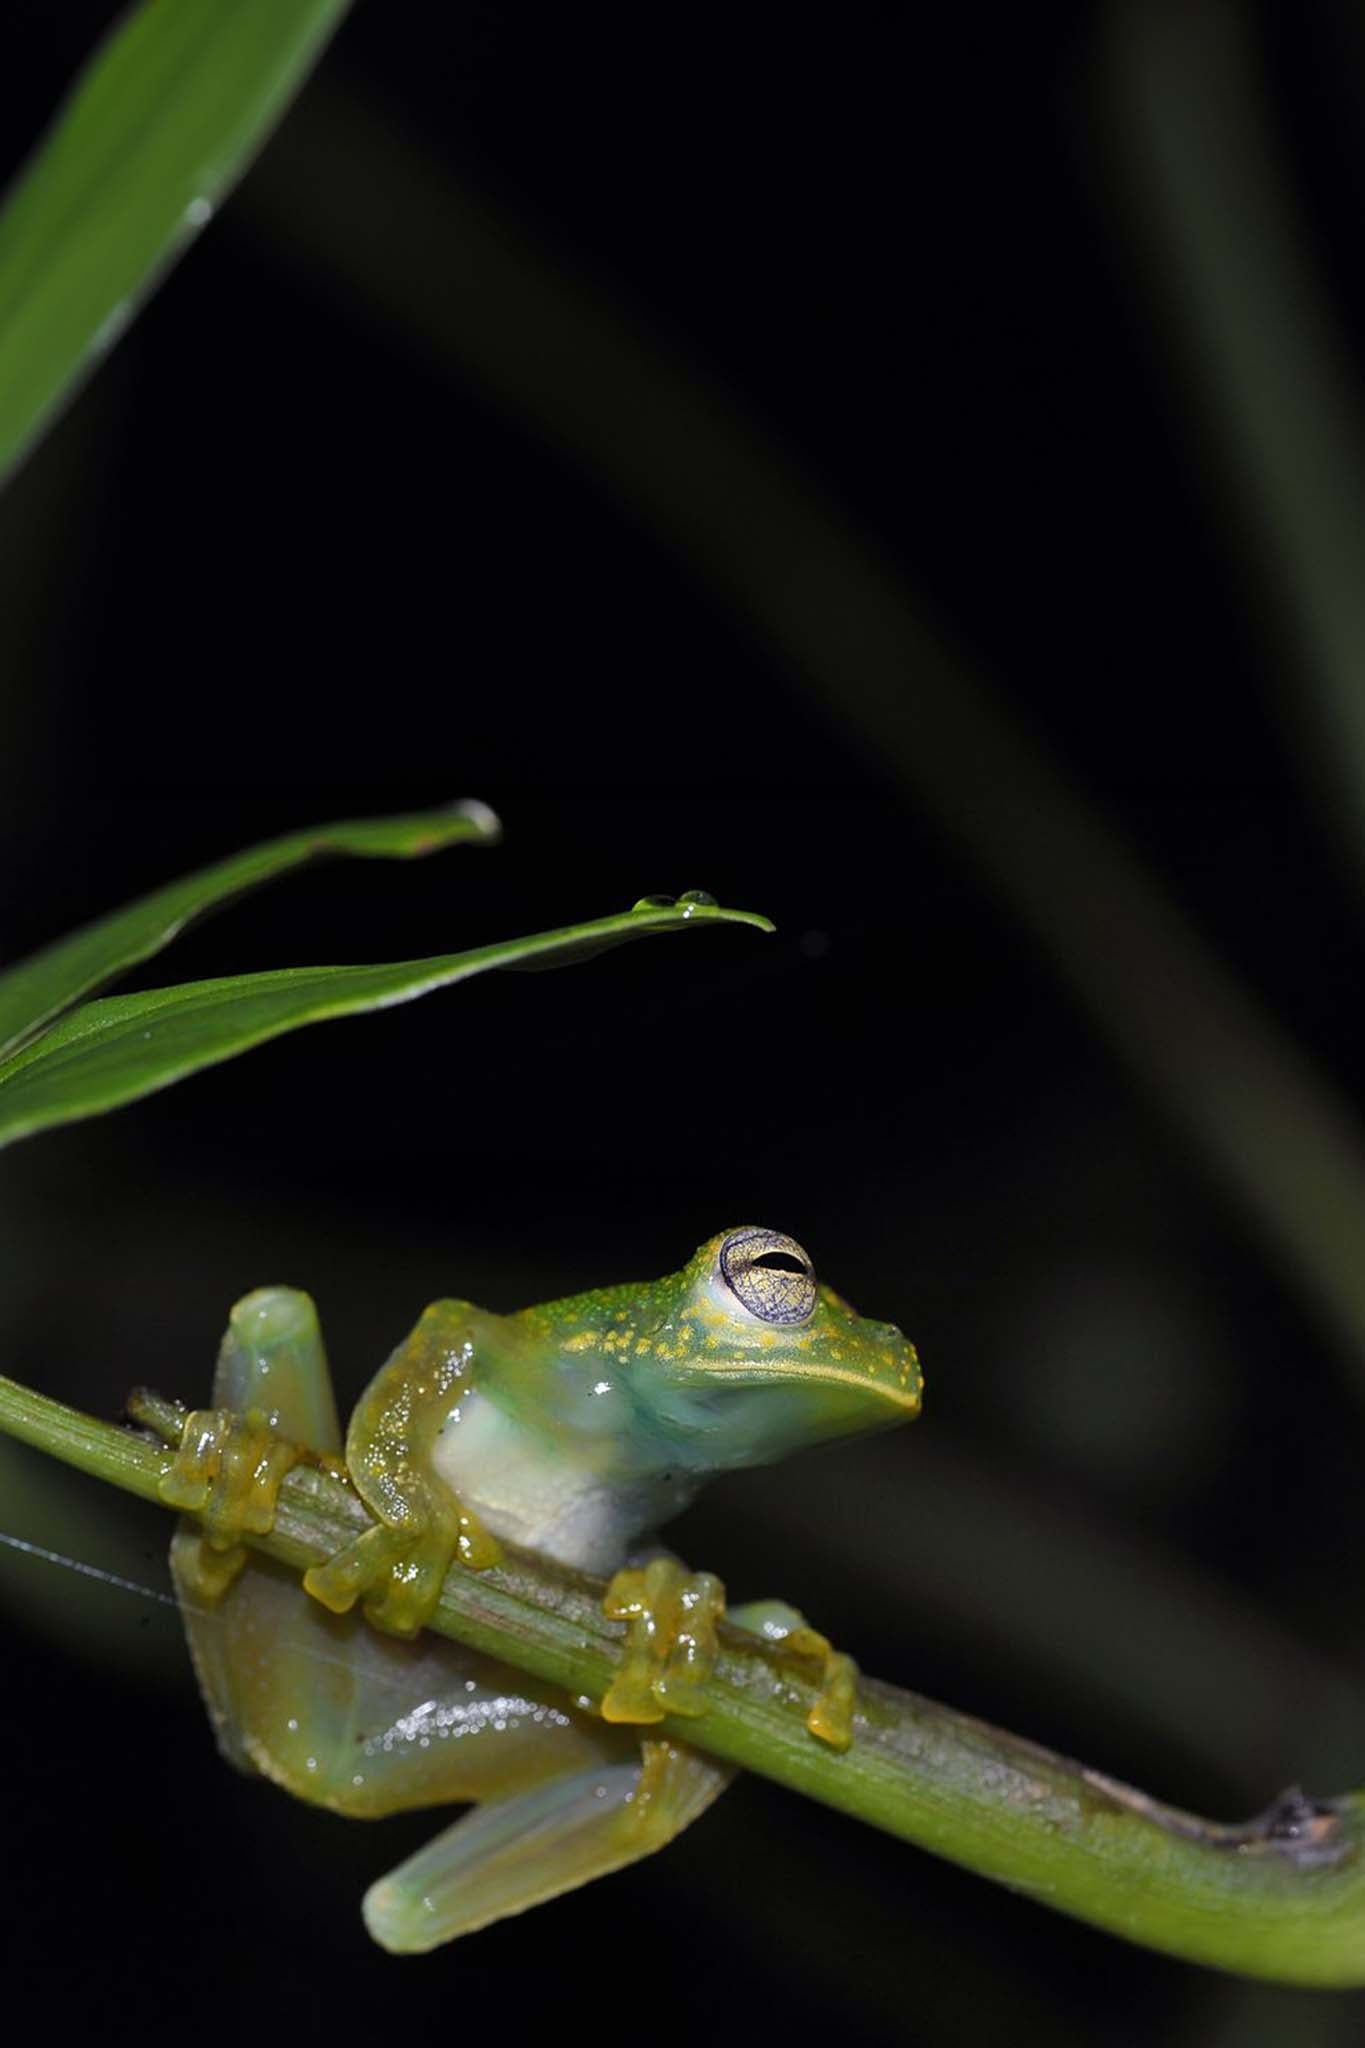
<box><xmin>0</xmin><ymin>898</ymin><xmax>773</xmax><ymax>1150</ymax></box>
<box><xmin>0</xmin><ymin>801</ymin><xmax>500</xmax><ymax>1065</ymax></box>
<box><xmin>0</xmin><ymin>0</ymin><xmax>354</xmax><ymax>490</ymax></box>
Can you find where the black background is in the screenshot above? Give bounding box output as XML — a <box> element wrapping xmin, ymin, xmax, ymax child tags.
<box><xmin>3</xmin><ymin>4</ymin><xmax>1365</xmax><ymax>2042</ymax></box>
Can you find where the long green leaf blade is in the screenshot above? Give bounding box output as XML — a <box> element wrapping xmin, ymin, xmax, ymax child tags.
<box><xmin>0</xmin><ymin>0</ymin><xmax>354</xmax><ymax>490</ymax></box>
<box><xmin>0</xmin><ymin>801</ymin><xmax>500</xmax><ymax>1064</ymax></box>
<box><xmin>0</xmin><ymin>898</ymin><xmax>773</xmax><ymax>1150</ymax></box>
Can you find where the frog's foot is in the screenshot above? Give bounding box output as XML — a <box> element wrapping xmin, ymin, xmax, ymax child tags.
<box><xmin>150</xmin><ymin>1404</ymin><xmax>304</xmax><ymax>1600</ymax></box>
<box><xmin>730</xmin><ymin>1597</ymin><xmax>859</xmax><ymax>1751</ymax></box>
<box><xmin>600</xmin><ymin>1557</ymin><xmax>726</xmax><ymax>1723</ymax></box>
<box><xmin>303</xmin><ymin>1500</ymin><xmax>500</xmax><ymax>1639</ymax></box>
<box><xmin>363</xmin><ymin>1738</ymin><xmax>733</xmax><ymax>1951</ymax></box>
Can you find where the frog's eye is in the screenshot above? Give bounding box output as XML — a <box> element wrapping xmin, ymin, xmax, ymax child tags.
<box><xmin>719</xmin><ymin>1227</ymin><xmax>817</xmax><ymax>1326</ymax></box>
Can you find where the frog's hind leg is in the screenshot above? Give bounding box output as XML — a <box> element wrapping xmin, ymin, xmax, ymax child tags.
<box><xmin>163</xmin><ymin>1285</ymin><xmax>343</xmax><ymax>1589</ymax></box>
<box><xmin>363</xmin><ymin>1738</ymin><xmax>733</xmax><ymax>1952</ymax></box>
<box><xmin>176</xmin><ymin>1548</ymin><xmax>628</xmax><ymax>1813</ymax></box>
<box><xmin>167</xmin><ymin>1287</ymin><xmax>343</xmax><ymax>1772</ymax></box>
<box><xmin>162</xmin><ymin>1288</ymin><xmax>629</xmax><ymax>1826</ymax></box>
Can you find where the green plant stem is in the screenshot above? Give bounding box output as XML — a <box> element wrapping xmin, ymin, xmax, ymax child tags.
<box><xmin>2</xmin><ymin>1370</ymin><xmax>1363</xmax><ymax>1986</ymax></box>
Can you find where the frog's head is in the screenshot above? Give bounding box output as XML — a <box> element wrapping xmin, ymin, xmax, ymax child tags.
<box><xmin>627</xmin><ymin>1226</ymin><xmax>922</xmax><ymax>1470</ymax></box>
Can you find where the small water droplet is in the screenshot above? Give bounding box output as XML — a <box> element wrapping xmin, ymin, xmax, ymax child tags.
<box><xmin>678</xmin><ymin>889</ymin><xmax>718</xmax><ymax>907</ymax></box>
<box><xmin>632</xmin><ymin>894</ymin><xmax>675</xmax><ymax>912</ymax></box>
<box><xmin>184</xmin><ymin>196</ymin><xmax>213</xmax><ymax>229</ymax></box>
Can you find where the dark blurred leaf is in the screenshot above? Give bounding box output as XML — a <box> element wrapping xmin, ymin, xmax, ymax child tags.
<box><xmin>0</xmin><ymin>0</ymin><xmax>354</xmax><ymax>489</ymax></box>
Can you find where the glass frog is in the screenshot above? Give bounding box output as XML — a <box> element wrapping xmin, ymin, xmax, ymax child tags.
<box><xmin>149</xmin><ymin>1227</ymin><xmax>921</xmax><ymax>1951</ymax></box>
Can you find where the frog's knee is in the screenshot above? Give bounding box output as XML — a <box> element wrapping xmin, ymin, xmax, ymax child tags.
<box><xmin>230</xmin><ymin>1285</ymin><xmax>316</xmax><ymax>1344</ymax></box>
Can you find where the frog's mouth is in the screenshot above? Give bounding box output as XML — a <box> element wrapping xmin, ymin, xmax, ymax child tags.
<box><xmin>715</xmin><ymin>1358</ymin><xmax>922</xmax><ymax>1414</ymax></box>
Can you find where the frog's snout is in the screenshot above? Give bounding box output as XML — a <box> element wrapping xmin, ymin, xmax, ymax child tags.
<box><xmin>870</xmin><ymin>1324</ymin><xmax>923</xmax><ymax>1411</ymax></box>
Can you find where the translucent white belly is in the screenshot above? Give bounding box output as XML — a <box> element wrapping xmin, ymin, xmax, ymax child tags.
<box><xmin>429</xmin><ymin>1386</ymin><xmax>638</xmax><ymax>1575</ymax></box>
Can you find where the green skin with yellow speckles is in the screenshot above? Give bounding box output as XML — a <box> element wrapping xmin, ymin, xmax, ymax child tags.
<box><xmin>160</xmin><ymin>1227</ymin><xmax>920</xmax><ymax>1951</ymax></box>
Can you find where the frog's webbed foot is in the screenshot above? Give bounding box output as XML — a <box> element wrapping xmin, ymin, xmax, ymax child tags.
<box><xmin>146</xmin><ymin>1402</ymin><xmax>305</xmax><ymax>1602</ymax></box>
<box><xmin>730</xmin><ymin>1597</ymin><xmax>859</xmax><ymax>1751</ymax></box>
<box><xmin>600</xmin><ymin>1556</ymin><xmax>726</xmax><ymax>1723</ymax></box>
<box><xmin>303</xmin><ymin>1498</ymin><xmax>499</xmax><ymax>1638</ymax></box>
<box><xmin>363</xmin><ymin>1738</ymin><xmax>732</xmax><ymax>1951</ymax></box>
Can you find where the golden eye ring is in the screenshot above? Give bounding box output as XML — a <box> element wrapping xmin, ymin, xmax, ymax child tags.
<box><xmin>719</xmin><ymin>1227</ymin><xmax>817</xmax><ymax>1326</ymax></box>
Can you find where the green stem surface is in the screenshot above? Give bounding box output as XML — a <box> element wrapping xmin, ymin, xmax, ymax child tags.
<box><xmin>2</xmin><ymin>1371</ymin><xmax>1361</xmax><ymax>1986</ymax></box>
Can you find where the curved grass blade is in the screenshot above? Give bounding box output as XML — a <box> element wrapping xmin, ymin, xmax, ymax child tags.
<box><xmin>0</xmin><ymin>897</ymin><xmax>773</xmax><ymax>1151</ymax></box>
<box><xmin>0</xmin><ymin>0</ymin><xmax>354</xmax><ymax>491</ymax></box>
<box><xmin>0</xmin><ymin>801</ymin><xmax>500</xmax><ymax>1065</ymax></box>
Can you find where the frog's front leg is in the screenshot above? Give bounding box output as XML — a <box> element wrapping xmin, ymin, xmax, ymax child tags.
<box><xmin>600</xmin><ymin>1561</ymin><xmax>857</xmax><ymax>1751</ymax></box>
<box><xmin>303</xmin><ymin>1298</ymin><xmax>500</xmax><ymax>1636</ymax></box>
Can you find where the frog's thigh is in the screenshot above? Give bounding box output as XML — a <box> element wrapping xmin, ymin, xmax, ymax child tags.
<box><xmin>364</xmin><ymin>1738</ymin><xmax>733</xmax><ymax>1952</ymax></box>
<box><xmin>176</xmin><ymin>1548</ymin><xmax>619</xmax><ymax>1809</ymax></box>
